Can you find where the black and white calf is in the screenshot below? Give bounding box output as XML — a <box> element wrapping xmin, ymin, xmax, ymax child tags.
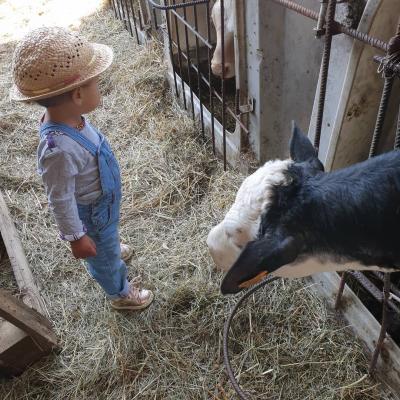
<box><xmin>207</xmin><ymin>123</ymin><xmax>400</xmax><ymax>294</ymax></box>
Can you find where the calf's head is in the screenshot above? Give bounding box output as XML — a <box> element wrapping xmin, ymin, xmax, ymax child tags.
<box><xmin>206</xmin><ymin>123</ymin><xmax>324</xmax><ymax>294</ymax></box>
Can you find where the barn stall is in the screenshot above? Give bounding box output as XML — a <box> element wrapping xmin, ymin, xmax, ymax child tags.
<box><xmin>114</xmin><ymin>0</ymin><xmax>400</xmax><ymax>396</ymax></box>
<box><xmin>0</xmin><ymin>0</ymin><xmax>398</xmax><ymax>399</ymax></box>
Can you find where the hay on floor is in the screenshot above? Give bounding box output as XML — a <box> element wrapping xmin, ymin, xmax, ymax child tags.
<box><xmin>0</xmin><ymin>3</ymin><xmax>395</xmax><ymax>399</ymax></box>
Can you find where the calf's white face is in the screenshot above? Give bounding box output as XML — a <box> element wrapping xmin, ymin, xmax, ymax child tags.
<box><xmin>207</xmin><ymin>159</ymin><xmax>292</xmax><ymax>271</ymax></box>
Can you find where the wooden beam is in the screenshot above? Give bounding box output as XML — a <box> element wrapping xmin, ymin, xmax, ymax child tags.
<box><xmin>0</xmin><ymin>289</ymin><xmax>57</xmax><ymax>351</ymax></box>
<box><xmin>0</xmin><ymin>190</ymin><xmax>44</xmax><ymax>313</ymax></box>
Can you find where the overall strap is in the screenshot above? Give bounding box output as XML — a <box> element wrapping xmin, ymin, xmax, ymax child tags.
<box><xmin>40</xmin><ymin>122</ymin><xmax>98</xmax><ymax>157</ymax></box>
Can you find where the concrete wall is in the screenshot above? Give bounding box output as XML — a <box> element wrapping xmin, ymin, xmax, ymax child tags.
<box><xmin>246</xmin><ymin>0</ymin><xmax>323</xmax><ymax>162</ymax></box>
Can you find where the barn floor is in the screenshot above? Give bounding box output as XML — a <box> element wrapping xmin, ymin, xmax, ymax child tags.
<box><xmin>0</xmin><ymin>1</ymin><xmax>396</xmax><ymax>399</ymax></box>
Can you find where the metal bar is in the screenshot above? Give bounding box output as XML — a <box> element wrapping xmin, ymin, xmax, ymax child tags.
<box><xmin>129</xmin><ymin>0</ymin><xmax>141</xmax><ymax>44</ymax></box>
<box><xmin>120</xmin><ymin>0</ymin><xmax>128</xmax><ymax>30</ymax></box>
<box><xmin>395</xmin><ymin>108</ymin><xmax>400</xmax><ymax>149</ymax></box>
<box><xmin>314</xmin><ymin>1</ymin><xmax>328</xmax><ymax>38</ymax></box>
<box><xmin>270</xmin><ymin>0</ymin><xmax>319</xmax><ymax>20</ymax></box>
<box><xmin>339</xmin><ymin>24</ymin><xmax>388</xmax><ymax>53</ymax></box>
<box><xmin>172</xmin><ymin>0</ymin><xmax>187</xmax><ymax>110</ymax></box>
<box><xmin>170</xmin><ymin>8</ymin><xmax>213</xmax><ymax>49</ymax></box>
<box><xmin>334</xmin><ymin>272</ymin><xmax>347</xmax><ymax>310</ymax></box>
<box><xmin>137</xmin><ymin>0</ymin><xmax>144</xmax><ymax>32</ymax></box>
<box><xmin>221</xmin><ymin>0</ymin><xmax>227</xmax><ymax>170</ymax></box>
<box><xmin>269</xmin><ymin>0</ymin><xmax>388</xmax><ymax>52</ymax></box>
<box><xmin>115</xmin><ymin>0</ymin><xmax>122</xmax><ymax>20</ymax></box>
<box><xmin>111</xmin><ymin>0</ymin><xmax>118</xmax><ymax>18</ymax></box>
<box><xmin>206</xmin><ymin>1</ymin><xmax>216</xmax><ymax>154</ymax></box>
<box><xmin>165</xmin><ymin>6</ymin><xmax>179</xmax><ymax>97</ymax></box>
<box><xmin>182</xmin><ymin>0</ymin><xmax>195</xmax><ymax>119</ymax></box>
<box><xmin>123</xmin><ymin>0</ymin><xmax>134</xmax><ymax>37</ymax></box>
<box><xmin>147</xmin><ymin>0</ymin><xmax>209</xmax><ymax>11</ymax></box>
<box><xmin>193</xmin><ymin>3</ymin><xmax>205</xmax><ymax>138</ymax></box>
<box><xmin>369</xmin><ymin>77</ymin><xmax>394</xmax><ymax>157</ymax></box>
<box><xmin>369</xmin><ymin>274</ymin><xmax>391</xmax><ymax>373</ymax></box>
<box><xmin>314</xmin><ymin>0</ymin><xmax>336</xmax><ymax>151</ymax></box>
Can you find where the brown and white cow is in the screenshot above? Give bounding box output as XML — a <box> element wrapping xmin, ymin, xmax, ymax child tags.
<box><xmin>211</xmin><ymin>0</ymin><xmax>235</xmax><ymax>79</ymax></box>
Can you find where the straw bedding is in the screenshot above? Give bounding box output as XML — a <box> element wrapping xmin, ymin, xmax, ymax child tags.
<box><xmin>0</xmin><ymin>3</ymin><xmax>395</xmax><ymax>399</ymax></box>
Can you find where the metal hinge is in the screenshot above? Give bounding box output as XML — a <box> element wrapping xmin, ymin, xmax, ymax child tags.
<box><xmin>239</xmin><ymin>97</ymin><xmax>254</xmax><ymax>115</ymax></box>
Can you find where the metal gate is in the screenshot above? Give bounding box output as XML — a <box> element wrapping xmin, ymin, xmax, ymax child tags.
<box><xmin>112</xmin><ymin>0</ymin><xmax>251</xmax><ymax>170</ymax></box>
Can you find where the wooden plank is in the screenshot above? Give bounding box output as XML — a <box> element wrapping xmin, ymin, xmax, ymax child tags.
<box><xmin>0</xmin><ymin>289</ymin><xmax>57</xmax><ymax>351</ymax></box>
<box><xmin>310</xmin><ymin>272</ymin><xmax>400</xmax><ymax>398</ymax></box>
<box><xmin>0</xmin><ymin>190</ymin><xmax>44</xmax><ymax>313</ymax></box>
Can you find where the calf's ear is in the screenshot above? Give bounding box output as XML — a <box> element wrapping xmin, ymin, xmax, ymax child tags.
<box><xmin>290</xmin><ymin>121</ymin><xmax>318</xmax><ymax>162</ymax></box>
<box><xmin>290</xmin><ymin>121</ymin><xmax>324</xmax><ymax>174</ymax></box>
<box><xmin>220</xmin><ymin>234</ymin><xmax>301</xmax><ymax>295</ymax></box>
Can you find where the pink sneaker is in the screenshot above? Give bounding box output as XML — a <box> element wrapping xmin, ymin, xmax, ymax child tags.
<box><xmin>120</xmin><ymin>243</ymin><xmax>134</xmax><ymax>262</ymax></box>
<box><xmin>110</xmin><ymin>277</ymin><xmax>154</xmax><ymax>311</ymax></box>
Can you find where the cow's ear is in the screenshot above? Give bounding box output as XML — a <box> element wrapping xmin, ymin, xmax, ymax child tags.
<box><xmin>220</xmin><ymin>234</ymin><xmax>301</xmax><ymax>295</ymax></box>
<box><xmin>290</xmin><ymin>121</ymin><xmax>318</xmax><ymax>163</ymax></box>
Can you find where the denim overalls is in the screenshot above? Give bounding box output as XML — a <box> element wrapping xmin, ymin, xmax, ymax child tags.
<box><xmin>40</xmin><ymin>121</ymin><xmax>130</xmax><ymax>299</ymax></box>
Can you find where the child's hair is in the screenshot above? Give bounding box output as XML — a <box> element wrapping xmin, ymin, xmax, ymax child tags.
<box><xmin>36</xmin><ymin>91</ymin><xmax>73</xmax><ymax>108</ymax></box>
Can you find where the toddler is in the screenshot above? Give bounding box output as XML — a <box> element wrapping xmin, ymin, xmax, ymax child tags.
<box><xmin>10</xmin><ymin>27</ymin><xmax>154</xmax><ymax>311</ymax></box>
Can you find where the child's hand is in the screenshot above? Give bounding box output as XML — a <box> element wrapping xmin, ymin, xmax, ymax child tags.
<box><xmin>70</xmin><ymin>235</ymin><xmax>97</xmax><ymax>259</ymax></box>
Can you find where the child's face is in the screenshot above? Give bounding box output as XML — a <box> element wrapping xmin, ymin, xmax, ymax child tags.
<box><xmin>79</xmin><ymin>77</ymin><xmax>101</xmax><ymax>113</ymax></box>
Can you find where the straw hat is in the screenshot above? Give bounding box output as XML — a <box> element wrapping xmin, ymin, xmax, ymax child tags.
<box><xmin>10</xmin><ymin>27</ymin><xmax>114</xmax><ymax>102</ymax></box>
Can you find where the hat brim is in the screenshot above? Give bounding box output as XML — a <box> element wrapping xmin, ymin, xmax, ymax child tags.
<box><xmin>10</xmin><ymin>43</ymin><xmax>114</xmax><ymax>102</ymax></box>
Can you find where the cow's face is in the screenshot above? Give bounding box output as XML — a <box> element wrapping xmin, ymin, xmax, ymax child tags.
<box><xmin>207</xmin><ymin>158</ymin><xmax>293</xmax><ymax>271</ymax></box>
<box><xmin>219</xmin><ymin>122</ymin><xmax>325</xmax><ymax>294</ymax></box>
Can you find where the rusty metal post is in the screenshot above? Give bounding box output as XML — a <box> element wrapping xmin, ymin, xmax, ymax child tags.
<box><xmin>314</xmin><ymin>0</ymin><xmax>337</xmax><ymax>152</ymax></box>
<box><xmin>369</xmin><ymin>273</ymin><xmax>391</xmax><ymax>373</ymax></box>
<box><xmin>334</xmin><ymin>272</ymin><xmax>347</xmax><ymax>310</ymax></box>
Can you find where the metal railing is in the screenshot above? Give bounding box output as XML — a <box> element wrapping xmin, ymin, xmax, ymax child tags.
<box><xmin>113</xmin><ymin>0</ymin><xmax>250</xmax><ymax>170</ymax></box>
